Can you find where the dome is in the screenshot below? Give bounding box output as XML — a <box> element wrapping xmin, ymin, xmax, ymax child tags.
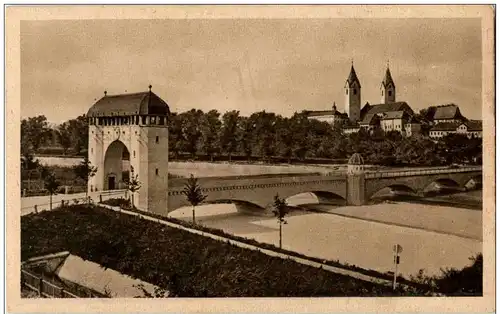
<box><xmin>348</xmin><ymin>153</ymin><xmax>364</xmax><ymax>165</ymax></box>
<box><xmin>88</xmin><ymin>90</ymin><xmax>170</xmax><ymax>118</ymax></box>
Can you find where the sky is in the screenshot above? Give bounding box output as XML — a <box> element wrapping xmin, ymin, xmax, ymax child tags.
<box><xmin>21</xmin><ymin>18</ymin><xmax>482</xmax><ymax>124</ymax></box>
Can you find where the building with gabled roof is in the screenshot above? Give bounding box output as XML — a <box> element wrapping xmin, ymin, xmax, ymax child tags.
<box><xmin>306</xmin><ymin>61</ymin><xmax>479</xmax><ymax>138</ymax></box>
<box><xmin>429</xmin><ymin>120</ymin><xmax>482</xmax><ymax>139</ymax></box>
<box><xmin>429</xmin><ymin>104</ymin><xmax>466</xmax><ymax>124</ymax></box>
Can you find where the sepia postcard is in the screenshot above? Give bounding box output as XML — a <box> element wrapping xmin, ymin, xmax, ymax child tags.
<box><xmin>5</xmin><ymin>4</ymin><xmax>496</xmax><ymax>313</ymax></box>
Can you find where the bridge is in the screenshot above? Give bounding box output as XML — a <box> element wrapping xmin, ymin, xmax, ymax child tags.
<box><xmin>84</xmin><ymin>90</ymin><xmax>482</xmax><ymax>215</ymax></box>
<box><xmin>164</xmin><ymin>166</ymin><xmax>482</xmax><ymax>215</ymax></box>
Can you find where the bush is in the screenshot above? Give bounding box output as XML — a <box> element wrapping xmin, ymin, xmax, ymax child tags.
<box><xmin>22</xmin><ymin>205</ymin><xmax>403</xmax><ymax>297</ymax></box>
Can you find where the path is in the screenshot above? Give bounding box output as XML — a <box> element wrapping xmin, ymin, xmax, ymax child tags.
<box><xmin>21</xmin><ymin>190</ymin><xmax>126</xmax><ymax>216</ymax></box>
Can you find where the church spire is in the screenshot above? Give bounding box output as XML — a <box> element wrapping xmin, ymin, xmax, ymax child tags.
<box><xmin>380</xmin><ymin>61</ymin><xmax>396</xmax><ymax>104</ymax></box>
<box><xmin>381</xmin><ymin>61</ymin><xmax>395</xmax><ymax>88</ymax></box>
<box><xmin>346</xmin><ymin>62</ymin><xmax>361</xmax><ymax>88</ymax></box>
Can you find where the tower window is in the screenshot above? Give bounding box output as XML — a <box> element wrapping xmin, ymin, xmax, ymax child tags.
<box><xmin>345</xmin><ymin>89</ymin><xmax>348</xmax><ymax>95</ymax></box>
<box><xmin>354</xmin><ymin>89</ymin><xmax>357</xmax><ymax>95</ymax></box>
<box><xmin>156</xmin><ymin>136</ymin><xmax>159</xmax><ymax>143</ymax></box>
<box><xmin>133</xmin><ymin>151</ymin><xmax>136</xmax><ymax>158</ymax></box>
<box><xmin>388</xmin><ymin>91</ymin><xmax>392</xmax><ymax>96</ymax></box>
<box><xmin>155</xmin><ymin>168</ymin><xmax>159</xmax><ymax>176</ymax></box>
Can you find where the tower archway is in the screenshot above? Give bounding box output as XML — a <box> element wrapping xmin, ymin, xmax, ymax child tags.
<box><xmin>103</xmin><ymin>140</ymin><xmax>130</xmax><ymax>190</ymax></box>
<box><xmin>87</xmin><ymin>87</ymin><xmax>170</xmax><ymax>213</ymax></box>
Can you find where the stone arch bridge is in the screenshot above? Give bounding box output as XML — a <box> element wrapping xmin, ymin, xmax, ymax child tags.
<box><xmin>164</xmin><ymin>166</ymin><xmax>481</xmax><ymax>215</ymax></box>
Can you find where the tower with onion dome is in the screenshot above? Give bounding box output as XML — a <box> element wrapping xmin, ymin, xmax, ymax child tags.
<box><xmin>347</xmin><ymin>153</ymin><xmax>365</xmax><ymax>205</ymax></box>
<box><xmin>87</xmin><ymin>85</ymin><xmax>170</xmax><ymax>214</ymax></box>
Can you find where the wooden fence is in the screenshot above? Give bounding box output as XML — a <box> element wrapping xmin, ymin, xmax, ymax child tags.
<box><xmin>21</xmin><ymin>269</ymin><xmax>79</xmax><ymax>298</ymax></box>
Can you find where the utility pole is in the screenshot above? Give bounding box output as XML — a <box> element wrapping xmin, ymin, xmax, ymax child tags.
<box><xmin>393</xmin><ymin>244</ymin><xmax>403</xmax><ymax>290</ymax></box>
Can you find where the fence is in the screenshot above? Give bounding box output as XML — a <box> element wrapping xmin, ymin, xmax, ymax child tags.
<box><xmin>21</xmin><ymin>269</ymin><xmax>79</xmax><ymax>298</ymax></box>
<box><xmin>21</xmin><ymin>189</ymin><xmax>128</xmax><ymax>216</ymax></box>
<box><xmin>365</xmin><ymin>166</ymin><xmax>482</xmax><ymax>179</ymax></box>
<box><xmin>21</xmin><ymin>181</ymin><xmax>87</xmax><ymax>197</ymax></box>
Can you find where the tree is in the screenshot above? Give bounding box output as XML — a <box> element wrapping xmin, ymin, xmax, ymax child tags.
<box><xmin>73</xmin><ymin>156</ymin><xmax>98</xmax><ymax>198</ymax></box>
<box><xmin>272</xmin><ymin>194</ymin><xmax>288</xmax><ymax>249</ymax></box>
<box><xmin>57</xmin><ymin>122</ymin><xmax>73</xmax><ymax>154</ymax></box>
<box><xmin>250</xmin><ymin>111</ymin><xmax>277</xmax><ymax>162</ymax></box>
<box><xmin>220</xmin><ymin>110</ymin><xmax>240</xmax><ymax>162</ymax></box>
<box><xmin>124</xmin><ymin>166</ymin><xmax>141</xmax><ymax>209</ymax></box>
<box><xmin>180</xmin><ymin>109</ymin><xmax>204</xmax><ymax>158</ymax></box>
<box><xmin>168</xmin><ymin>112</ymin><xmax>184</xmax><ymax>159</ymax></box>
<box><xmin>43</xmin><ymin>170</ymin><xmax>60</xmax><ymax>211</ymax></box>
<box><xmin>199</xmin><ymin>110</ymin><xmax>222</xmax><ymax>161</ymax></box>
<box><xmin>275</xmin><ymin>116</ymin><xmax>294</xmax><ymax>163</ymax></box>
<box><xmin>21</xmin><ymin>115</ymin><xmax>49</xmax><ymax>153</ymax></box>
<box><xmin>182</xmin><ymin>174</ymin><xmax>207</xmax><ymax>224</ymax></box>
<box><xmin>237</xmin><ymin>116</ymin><xmax>255</xmax><ymax>161</ymax></box>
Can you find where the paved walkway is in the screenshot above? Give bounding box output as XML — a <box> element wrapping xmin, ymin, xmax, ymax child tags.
<box><xmin>21</xmin><ymin>190</ymin><xmax>127</xmax><ymax>216</ymax></box>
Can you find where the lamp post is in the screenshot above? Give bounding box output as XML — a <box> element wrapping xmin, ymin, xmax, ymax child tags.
<box><xmin>393</xmin><ymin>244</ymin><xmax>403</xmax><ymax>290</ymax></box>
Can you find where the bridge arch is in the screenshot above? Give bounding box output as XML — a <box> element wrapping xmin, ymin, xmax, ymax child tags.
<box><xmin>368</xmin><ymin>184</ymin><xmax>418</xmax><ymax>200</ymax></box>
<box><xmin>168</xmin><ymin>199</ymin><xmax>266</xmax><ymax>216</ymax></box>
<box><xmin>422</xmin><ymin>178</ymin><xmax>462</xmax><ymax>196</ymax></box>
<box><xmin>285</xmin><ymin>191</ymin><xmax>347</xmax><ymax>207</ymax></box>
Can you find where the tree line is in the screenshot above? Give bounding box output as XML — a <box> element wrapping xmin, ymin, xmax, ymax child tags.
<box><xmin>21</xmin><ymin>109</ymin><xmax>482</xmax><ymax>166</ymax></box>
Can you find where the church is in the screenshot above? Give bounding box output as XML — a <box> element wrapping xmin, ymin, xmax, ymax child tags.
<box><xmin>306</xmin><ymin>63</ymin><xmax>421</xmax><ymax>136</ymax></box>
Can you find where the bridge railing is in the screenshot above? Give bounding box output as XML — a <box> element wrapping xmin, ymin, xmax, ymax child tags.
<box><xmin>365</xmin><ymin>166</ymin><xmax>482</xmax><ymax>179</ymax></box>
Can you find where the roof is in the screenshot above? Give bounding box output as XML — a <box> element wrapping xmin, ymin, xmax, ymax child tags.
<box><xmin>365</xmin><ymin>102</ymin><xmax>413</xmax><ymax>115</ymax></box>
<box><xmin>348</xmin><ymin>153</ymin><xmax>364</xmax><ymax>165</ymax></box>
<box><xmin>430</xmin><ymin>122</ymin><xmax>461</xmax><ymax>131</ymax></box>
<box><xmin>87</xmin><ymin>90</ymin><xmax>170</xmax><ymax>117</ymax></box>
<box><xmin>380</xmin><ymin>111</ymin><xmax>406</xmax><ymax>120</ymax></box>
<box><xmin>432</xmin><ymin>104</ymin><xmax>464</xmax><ymax>120</ymax></box>
<box><xmin>360</xmin><ymin>102</ymin><xmax>371</xmax><ymax>118</ymax></box>
<box><xmin>359</xmin><ymin>113</ymin><xmax>380</xmax><ymax>125</ymax></box>
<box><xmin>462</xmin><ymin>120</ymin><xmax>482</xmax><ymax>131</ymax></box>
<box><xmin>305</xmin><ymin>110</ymin><xmax>348</xmax><ymax>118</ymax></box>
<box><xmin>345</xmin><ymin>65</ymin><xmax>361</xmax><ymax>88</ymax></box>
<box><xmin>381</xmin><ymin>67</ymin><xmax>395</xmax><ymax>88</ymax></box>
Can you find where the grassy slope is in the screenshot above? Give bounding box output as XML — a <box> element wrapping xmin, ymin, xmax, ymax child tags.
<box><xmin>21</xmin><ymin>205</ymin><xmax>403</xmax><ymax>297</ymax></box>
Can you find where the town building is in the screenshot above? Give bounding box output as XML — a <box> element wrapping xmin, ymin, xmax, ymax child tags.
<box><xmin>429</xmin><ymin>120</ymin><xmax>482</xmax><ymax>139</ymax></box>
<box><xmin>427</xmin><ymin>104</ymin><xmax>466</xmax><ymax>124</ymax></box>
<box><xmin>305</xmin><ymin>102</ymin><xmax>348</xmax><ymax>126</ymax></box>
<box><xmin>306</xmin><ymin>62</ymin><xmax>421</xmax><ymax>136</ymax></box>
<box><xmin>305</xmin><ymin>63</ymin><xmax>482</xmax><ymax>139</ymax></box>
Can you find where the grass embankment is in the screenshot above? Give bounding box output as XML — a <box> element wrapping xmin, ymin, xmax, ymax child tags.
<box><xmin>102</xmin><ymin>198</ymin><xmax>417</xmax><ymax>285</ymax></box>
<box><xmin>22</xmin><ymin>205</ymin><xmax>407</xmax><ymax>297</ymax></box>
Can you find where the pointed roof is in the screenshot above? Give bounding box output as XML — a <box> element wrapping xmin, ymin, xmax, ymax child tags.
<box><xmin>381</xmin><ymin>66</ymin><xmax>395</xmax><ymax>88</ymax></box>
<box><xmin>346</xmin><ymin>64</ymin><xmax>361</xmax><ymax>88</ymax></box>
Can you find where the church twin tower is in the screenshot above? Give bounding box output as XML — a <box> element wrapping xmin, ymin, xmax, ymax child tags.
<box><xmin>344</xmin><ymin>62</ymin><xmax>396</xmax><ymax>122</ymax></box>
